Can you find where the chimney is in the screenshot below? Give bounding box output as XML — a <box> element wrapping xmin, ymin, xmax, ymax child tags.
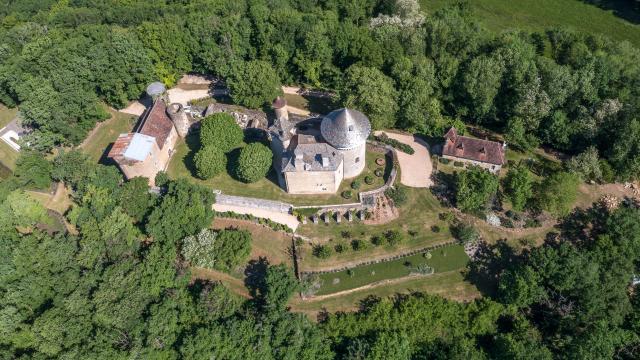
<box><xmin>294</xmin><ymin>149</ymin><xmax>304</xmax><ymax>170</ymax></box>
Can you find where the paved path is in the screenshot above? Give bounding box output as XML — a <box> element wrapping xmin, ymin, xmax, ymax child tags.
<box><xmin>375</xmin><ymin>131</ymin><xmax>432</xmax><ymax>188</ymax></box>
<box><xmin>213</xmin><ymin>203</ymin><xmax>299</xmax><ymax>232</ymax></box>
<box><xmin>0</xmin><ymin>117</ymin><xmax>26</xmax><ymax>151</ymax></box>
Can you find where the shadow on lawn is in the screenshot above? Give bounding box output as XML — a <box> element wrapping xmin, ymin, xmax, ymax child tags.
<box><xmin>580</xmin><ymin>0</ymin><xmax>640</xmax><ymax>24</ymax></box>
<box><xmin>244</xmin><ymin>257</ymin><xmax>270</xmax><ymax>298</ymax></box>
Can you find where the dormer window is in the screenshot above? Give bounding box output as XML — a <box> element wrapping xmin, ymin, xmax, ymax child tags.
<box><xmin>479</xmin><ymin>147</ymin><xmax>486</xmax><ymax>154</ymax></box>
<box><xmin>456</xmin><ymin>143</ymin><xmax>464</xmax><ymax>150</ymax></box>
<box><xmin>348</xmin><ymin>125</ymin><xmax>354</xmax><ymax>131</ymax></box>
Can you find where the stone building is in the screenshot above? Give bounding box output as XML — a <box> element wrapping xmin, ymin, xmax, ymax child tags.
<box><xmin>269</xmin><ymin>97</ymin><xmax>371</xmax><ymax>194</ymax></box>
<box><xmin>108</xmin><ymin>83</ymin><xmax>191</xmax><ymax>185</ymax></box>
<box><xmin>442</xmin><ymin>127</ymin><xmax>506</xmax><ymax>173</ymax></box>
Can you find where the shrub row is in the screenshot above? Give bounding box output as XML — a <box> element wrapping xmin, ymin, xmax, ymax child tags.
<box><xmin>214</xmin><ymin>211</ymin><xmax>294</xmax><ymax>233</ymax></box>
<box><xmin>374</xmin><ymin>133</ymin><xmax>415</xmax><ymax>155</ymax></box>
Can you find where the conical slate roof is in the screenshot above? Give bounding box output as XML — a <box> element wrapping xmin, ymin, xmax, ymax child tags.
<box><xmin>146</xmin><ymin>82</ymin><xmax>166</xmax><ymax>98</ymax></box>
<box><xmin>320</xmin><ymin>108</ymin><xmax>371</xmax><ymax>149</ymax></box>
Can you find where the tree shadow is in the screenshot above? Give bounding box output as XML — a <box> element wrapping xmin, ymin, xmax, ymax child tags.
<box><xmin>465</xmin><ymin>239</ymin><xmax>520</xmax><ymax>298</ymax></box>
<box><xmin>303</xmin><ymin>95</ymin><xmax>335</xmax><ymax>115</ymax></box>
<box><xmin>580</xmin><ymin>0</ymin><xmax>640</xmax><ymax>24</ymax></box>
<box><xmin>244</xmin><ymin>256</ymin><xmax>270</xmax><ymax>299</ymax></box>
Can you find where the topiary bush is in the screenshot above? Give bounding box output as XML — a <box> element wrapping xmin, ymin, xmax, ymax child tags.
<box><xmin>342</xmin><ymin>190</ymin><xmax>353</xmax><ymax>199</ymax></box>
<box><xmin>374</xmin><ymin>169</ymin><xmax>383</xmax><ymax>177</ymax></box>
<box><xmin>364</xmin><ymin>175</ymin><xmax>374</xmax><ymax>185</ymax></box>
<box><xmin>199</xmin><ymin>113</ymin><xmax>244</xmax><ymax>152</ymax></box>
<box><xmin>194</xmin><ymin>145</ymin><xmax>227</xmax><ymax>179</ymax></box>
<box><xmin>235</xmin><ymin>143</ymin><xmax>272</xmax><ymax>183</ymax></box>
<box><xmin>351</xmin><ymin>239</ymin><xmax>368</xmax><ymax>251</ymax></box>
<box><xmin>351</xmin><ymin>180</ymin><xmax>361</xmax><ymax>190</ymax></box>
<box><xmin>384</xmin><ymin>230</ymin><xmax>404</xmax><ymax>246</ymax></box>
<box><xmin>385</xmin><ymin>185</ymin><xmax>408</xmax><ymax>206</ymax></box>
<box><xmin>313</xmin><ymin>244</ymin><xmax>332</xmax><ymax>258</ymax></box>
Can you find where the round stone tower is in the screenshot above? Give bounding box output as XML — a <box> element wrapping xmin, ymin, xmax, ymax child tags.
<box><xmin>320</xmin><ymin>108</ymin><xmax>371</xmax><ymax>179</ymax></box>
<box><xmin>166</xmin><ymin>103</ymin><xmax>190</xmax><ymax>138</ymax></box>
<box><xmin>146</xmin><ymin>82</ymin><xmax>166</xmax><ymax>102</ymax></box>
<box><xmin>273</xmin><ymin>96</ymin><xmax>289</xmax><ymax>123</ymax></box>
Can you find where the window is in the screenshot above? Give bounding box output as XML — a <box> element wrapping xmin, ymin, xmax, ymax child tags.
<box><xmin>355</xmin><ymin>157</ymin><xmax>360</xmax><ymax>163</ymax></box>
<box><xmin>348</xmin><ymin>125</ymin><xmax>354</xmax><ymax>131</ymax></box>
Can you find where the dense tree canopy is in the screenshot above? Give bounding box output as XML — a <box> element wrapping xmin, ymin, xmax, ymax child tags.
<box><xmin>455</xmin><ymin>166</ymin><xmax>499</xmax><ymax>213</ymax></box>
<box><xmin>0</xmin><ymin>0</ymin><xmax>638</xmax><ymax>181</ymax></box>
<box><xmin>234</xmin><ymin>143</ymin><xmax>273</xmax><ymax>183</ymax></box>
<box><xmin>199</xmin><ymin>113</ymin><xmax>244</xmax><ymax>153</ymax></box>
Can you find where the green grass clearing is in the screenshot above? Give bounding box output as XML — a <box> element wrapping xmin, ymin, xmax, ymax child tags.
<box><xmin>313</xmin><ymin>244</ymin><xmax>469</xmax><ymax>295</ymax></box>
<box><xmin>79</xmin><ymin>107</ymin><xmax>136</xmax><ymax>163</ymax></box>
<box><xmin>421</xmin><ymin>0</ymin><xmax>640</xmax><ymax>47</ymax></box>
<box><xmin>296</xmin><ymin>188</ymin><xmax>455</xmax><ymax>271</ymax></box>
<box><xmin>283</xmin><ymin>93</ymin><xmax>334</xmax><ymax>114</ymax></box>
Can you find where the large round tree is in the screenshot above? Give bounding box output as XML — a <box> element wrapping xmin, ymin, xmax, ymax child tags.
<box><xmin>227</xmin><ymin>60</ymin><xmax>282</xmax><ymax>109</ymax></box>
<box><xmin>199</xmin><ymin>113</ymin><xmax>243</xmax><ymax>153</ymax></box>
<box><xmin>194</xmin><ymin>145</ymin><xmax>227</xmax><ymax>179</ymax></box>
<box><xmin>339</xmin><ymin>65</ymin><xmax>398</xmax><ymax>130</ymax></box>
<box><xmin>234</xmin><ymin>143</ymin><xmax>272</xmax><ymax>183</ymax></box>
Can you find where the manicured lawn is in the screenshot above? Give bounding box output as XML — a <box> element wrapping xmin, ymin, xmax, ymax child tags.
<box><xmin>421</xmin><ymin>0</ymin><xmax>640</xmax><ymax>46</ymax></box>
<box><xmin>79</xmin><ymin>108</ymin><xmax>136</xmax><ymax>163</ymax></box>
<box><xmin>283</xmin><ymin>93</ymin><xmax>334</xmax><ymax>114</ymax></box>
<box><xmin>0</xmin><ymin>105</ymin><xmax>18</xmax><ymax>129</ymax></box>
<box><xmin>291</xmin><ymin>270</ymin><xmax>480</xmax><ymax>318</ymax></box>
<box><xmin>0</xmin><ymin>105</ymin><xmax>20</xmax><ymax>171</ymax></box>
<box><xmin>0</xmin><ymin>141</ymin><xmax>19</xmax><ymax>171</ymax></box>
<box><xmin>314</xmin><ymin>244</ymin><xmax>469</xmax><ymax>295</ymax></box>
<box><xmin>296</xmin><ymin>188</ymin><xmax>455</xmax><ymax>271</ymax></box>
<box><xmin>167</xmin><ymin>131</ymin><xmax>392</xmax><ymax>206</ymax></box>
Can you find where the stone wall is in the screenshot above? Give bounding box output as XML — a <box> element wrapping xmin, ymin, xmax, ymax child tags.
<box><xmin>204</xmin><ymin>103</ymin><xmax>267</xmax><ymax>129</ymax></box>
<box><xmin>442</xmin><ymin>154</ymin><xmax>502</xmax><ymax>173</ymax></box>
<box><xmin>215</xmin><ymin>194</ymin><xmax>292</xmax><ymax>213</ymax></box>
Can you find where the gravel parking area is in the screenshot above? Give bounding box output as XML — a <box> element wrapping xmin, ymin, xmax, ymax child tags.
<box><xmin>375</xmin><ymin>131</ymin><xmax>432</xmax><ymax>188</ymax></box>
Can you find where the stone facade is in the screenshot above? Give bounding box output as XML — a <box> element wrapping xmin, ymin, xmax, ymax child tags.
<box><xmin>442</xmin><ymin>154</ymin><xmax>502</xmax><ymax>173</ymax></box>
<box><xmin>284</xmin><ymin>159</ymin><xmax>344</xmax><ymax>194</ymax></box>
<box><xmin>269</xmin><ymin>101</ymin><xmax>371</xmax><ymax>194</ymax></box>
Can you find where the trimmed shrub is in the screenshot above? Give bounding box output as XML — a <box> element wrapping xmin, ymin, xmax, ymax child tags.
<box><xmin>385</xmin><ymin>230</ymin><xmax>404</xmax><ymax>246</ymax></box>
<box><xmin>453</xmin><ymin>161</ymin><xmax>464</xmax><ymax>167</ymax></box>
<box><xmin>438</xmin><ymin>157</ymin><xmax>450</xmax><ymax>165</ymax></box>
<box><xmin>334</xmin><ymin>243</ymin><xmax>347</xmax><ymax>253</ymax></box>
<box><xmin>374</xmin><ymin>169</ymin><xmax>383</xmax><ymax>177</ymax></box>
<box><xmin>370</xmin><ymin>235</ymin><xmax>385</xmax><ymax>246</ymax></box>
<box><xmin>385</xmin><ymin>185</ymin><xmax>408</xmax><ymax>206</ymax></box>
<box><xmin>364</xmin><ymin>175</ymin><xmax>374</xmax><ymax>185</ymax></box>
<box><xmin>342</xmin><ymin>190</ymin><xmax>353</xmax><ymax>199</ymax></box>
<box><xmin>351</xmin><ymin>239</ymin><xmax>368</xmax><ymax>251</ymax></box>
<box><xmin>313</xmin><ymin>244</ymin><xmax>332</xmax><ymax>259</ymax></box>
<box><xmin>375</xmin><ymin>133</ymin><xmax>415</xmax><ymax>154</ymax></box>
<box><xmin>351</xmin><ymin>180</ymin><xmax>361</xmax><ymax>190</ymax></box>
<box><xmin>194</xmin><ymin>145</ymin><xmax>227</xmax><ymax>179</ymax></box>
<box><xmin>235</xmin><ymin>143</ymin><xmax>273</xmax><ymax>183</ymax></box>
<box><xmin>452</xmin><ymin>222</ymin><xmax>480</xmax><ymax>244</ymax></box>
<box><xmin>200</xmin><ymin>113</ymin><xmax>243</xmax><ymax>152</ymax></box>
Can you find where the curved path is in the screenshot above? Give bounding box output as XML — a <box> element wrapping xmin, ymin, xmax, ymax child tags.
<box><xmin>375</xmin><ymin>131</ymin><xmax>433</xmax><ymax>188</ymax></box>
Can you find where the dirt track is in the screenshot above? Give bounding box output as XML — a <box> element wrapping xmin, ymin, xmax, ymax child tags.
<box><xmin>375</xmin><ymin>131</ymin><xmax>433</xmax><ymax>188</ymax></box>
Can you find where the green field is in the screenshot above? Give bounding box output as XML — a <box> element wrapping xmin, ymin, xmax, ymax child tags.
<box><xmin>167</xmin><ymin>132</ymin><xmax>393</xmax><ymax>206</ymax></box>
<box><xmin>314</xmin><ymin>244</ymin><xmax>469</xmax><ymax>295</ymax></box>
<box><xmin>297</xmin><ymin>187</ymin><xmax>454</xmax><ymax>270</ymax></box>
<box><xmin>421</xmin><ymin>0</ymin><xmax>640</xmax><ymax>46</ymax></box>
<box><xmin>79</xmin><ymin>108</ymin><xmax>136</xmax><ymax>163</ymax></box>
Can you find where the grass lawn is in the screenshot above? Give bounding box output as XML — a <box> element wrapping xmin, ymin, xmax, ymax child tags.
<box><xmin>0</xmin><ymin>104</ymin><xmax>18</xmax><ymax>129</ymax></box>
<box><xmin>421</xmin><ymin>0</ymin><xmax>640</xmax><ymax>46</ymax></box>
<box><xmin>314</xmin><ymin>243</ymin><xmax>469</xmax><ymax>295</ymax></box>
<box><xmin>296</xmin><ymin>188</ymin><xmax>455</xmax><ymax>271</ymax></box>
<box><xmin>167</xmin><ymin>132</ymin><xmax>392</xmax><ymax>206</ymax></box>
<box><xmin>211</xmin><ymin>218</ymin><xmax>293</xmax><ymax>277</ymax></box>
<box><xmin>291</xmin><ymin>270</ymin><xmax>480</xmax><ymax>318</ymax></box>
<box><xmin>0</xmin><ymin>141</ymin><xmax>19</xmax><ymax>171</ymax></box>
<box><xmin>283</xmin><ymin>93</ymin><xmax>334</xmax><ymax>114</ymax></box>
<box><xmin>79</xmin><ymin>108</ymin><xmax>136</xmax><ymax>163</ymax></box>
<box><xmin>0</xmin><ymin>105</ymin><xmax>20</xmax><ymax>171</ymax></box>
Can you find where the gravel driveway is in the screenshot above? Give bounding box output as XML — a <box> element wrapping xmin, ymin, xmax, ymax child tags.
<box><xmin>375</xmin><ymin>131</ymin><xmax>433</xmax><ymax>188</ymax></box>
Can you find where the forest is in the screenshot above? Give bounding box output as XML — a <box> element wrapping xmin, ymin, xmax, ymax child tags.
<box><xmin>1</xmin><ymin>0</ymin><xmax>640</xmax><ymax>359</ymax></box>
<box><xmin>0</xmin><ymin>0</ymin><xmax>639</xmax><ymax>179</ymax></box>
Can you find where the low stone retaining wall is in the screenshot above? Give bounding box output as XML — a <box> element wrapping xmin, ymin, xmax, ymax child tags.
<box><xmin>300</xmin><ymin>240</ymin><xmax>458</xmax><ymax>276</ymax></box>
<box><xmin>215</xmin><ymin>194</ymin><xmax>292</xmax><ymax>214</ymax></box>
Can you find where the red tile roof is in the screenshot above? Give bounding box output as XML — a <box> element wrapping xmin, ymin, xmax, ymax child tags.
<box><xmin>107</xmin><ymin>133</ymin><xmax>134</xmax><ymax>159</ymax></box>
<box><xmin>136</xmin><ymin>100</ymin><xmax>174</xmax><ymax>149</ymax></box>
<box><xmin>443</xmin><ymin>127</ymin><xmax>505</xmax><ymax>166</ymax></box>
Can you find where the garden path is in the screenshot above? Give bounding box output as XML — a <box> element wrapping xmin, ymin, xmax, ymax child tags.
<box><xmin>213</xmin><ymin>203</ymin><xmax>299</xmax><ymax>232</ymax></box>
<box><xmin>374</xmin><ymin>131</ymin><xmax>433</xmax><ymax>188</ymax></box>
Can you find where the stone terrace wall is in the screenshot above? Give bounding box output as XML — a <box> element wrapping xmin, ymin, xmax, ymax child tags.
<box><xmin>215</xmin><ymin>194</ymin><xmax>292</xmax><ymax>213</ymax></box>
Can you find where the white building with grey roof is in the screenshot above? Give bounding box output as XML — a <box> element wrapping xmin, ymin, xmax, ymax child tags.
<box><xmin>269</xmin><ymin>97</ymin><xmax>371</xmax><ymax>194</ymax></box>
